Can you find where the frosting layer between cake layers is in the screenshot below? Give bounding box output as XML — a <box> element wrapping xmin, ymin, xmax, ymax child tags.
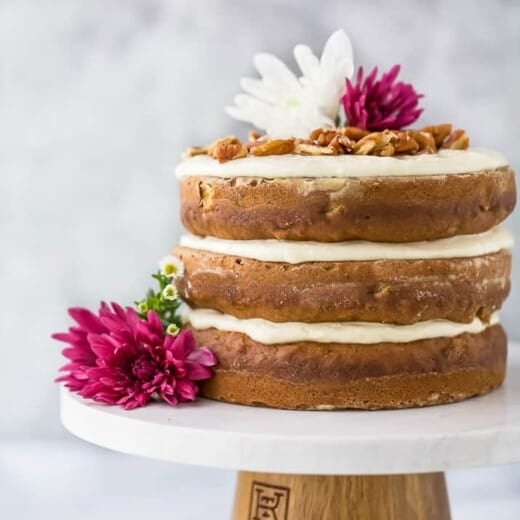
<box><xmin>179</xmin><ymin>226</ymin><xmax>513</xmax><ymax>263</ymax></box>
<box><xmin>183</xmin><ymin>307</ymin><xmax>499</xmax><ymax>345</ymax></box>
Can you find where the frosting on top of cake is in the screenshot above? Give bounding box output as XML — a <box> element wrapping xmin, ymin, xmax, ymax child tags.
<box><xmin>179</xmin><ymin>226</ymin><xmax>513</xmax><ymax>263</ymax></box>
<box><xmin>183</xmin><ymin>307</ymin><xmax>499</xmax><ymax>345</ymax></box>
<box><xmin>176</xmin><ymin>148</ymin><xmax>508</xmax><ymax>179</ymax></box>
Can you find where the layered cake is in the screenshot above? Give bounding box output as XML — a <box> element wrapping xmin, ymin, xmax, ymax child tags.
<box><xmin>173</xmin><ymin>31</ymin><xmax>516</xmax><ymax>409</ymax></box>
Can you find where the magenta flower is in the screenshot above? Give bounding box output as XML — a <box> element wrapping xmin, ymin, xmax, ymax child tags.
<box><xmin>341</xmin><ymin>65</ymin><xmax>423</xmax><ymax>131</ymax></box>
<box><xmin>53</xmin><ymin>303</ymin><xmax>217</xmax><ymax>409</ymax></box>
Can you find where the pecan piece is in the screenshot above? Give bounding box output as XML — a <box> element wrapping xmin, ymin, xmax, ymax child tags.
<box><xmin>377</xmin><ymin>143</ymin><xmax>395</xmax><ymax>156</ymax></box>
<box><xmin>421</xmin><ymin>124</ymin><xmax>452</xmax><ymax>147</ymax></box>
<box><xmin>308</xmin><ymin>128</ymin><xmax>339</xmax><ymax>146</ymax></box>
<box><xmin>309</xmin><ymin>128</ymin><xmax>325</xmax><ymax>140</ymax></box>
<box><xmin>207</xmin><ymin>136</ymin><xmax>240</xmax><ymax>156</ymax></box>
<box><xmin>353</xmin><ymin>131</ymin><xmax>392</xmax><ymax>155</ymax></box>
<box><xmin>391</xmin><ymin>131</ymin><xmax>420</xmax><ymax>154</ymax></box>
<box><xmin>328</xmin><ymin>135</ymin><xmax>353</xmax><ymax>154</ymax></box>
<box><xmin>248</xmin><ymin>130</ymin><xmax>262</xmax><ymax>142</ymax></box>
<box><xmin>410</xmin><ymin>131</ymin><xmax>437</xmax><ymax>154</ymax></box>
<box><xmin>442</xmin><ymin>129</ymin><xmax>470</xmax><ymax>150</ymax></box>
<box><xmin>337</xmin><ymin>135</ymin><xmax>355</xmax><ymax>152</ymax></box>
<box><xmin>339</xmin><ymin>126</ymin><xmax>370</xmax><ymax>140</ymax></box>
<box><xmin>250</xmin><ymin>139</ymin><xmax>295</xmax><ymax>156</ymax></box>
<box><xmin>211</xmin><ymin>140</ymin><xmax>247</xmax><ymax>163</ymax></box>
<box><xmin>317</xmin><ymin>130</ymin><xmax>338</xmax><ymax>146</ymax></box>
<box><xmin>295</xmin><ymin>142</ymin><xmax>336</xmax><ymax>155</ymax></box>
<box><xmin>183</xmin><ymin>146</ymin><xmax>208</xmax><ymax>159</ymax></box>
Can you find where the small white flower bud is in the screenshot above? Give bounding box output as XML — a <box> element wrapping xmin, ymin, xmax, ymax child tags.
<box><xmin>137</xmin><ymin>301</ymin><xmax>148</xmax><ymax>313</ymax></box>
<box><xmin>161</xmin><ymin>284</ymin><xmax>178</xmax><ymax>301</ymax></box>
<box><xmin>166</xmin><ymin>323</ymin><xmax>180</xmax><ymax>336</ymax></box>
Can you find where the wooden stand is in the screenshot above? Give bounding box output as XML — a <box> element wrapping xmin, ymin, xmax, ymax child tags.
<box><xmin>232</xmin><ymin>471</ymin><xmax>451</xmax><ymax>520</ymax></box>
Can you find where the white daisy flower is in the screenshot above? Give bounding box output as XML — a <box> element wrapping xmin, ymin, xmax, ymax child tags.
<box><xmin>159</xmin><ymin>255</ymin><xmax>184</xmax><ymax>278</ymax></box>
<box><xmin>226</xmin><ymin>30</ymin><xmax>354</xmax><ymax>138</ymax></box>
<box><xmin>161</xmin><ymin>284</ymin><xmax>178</xmax><ymax>301</ymax></box>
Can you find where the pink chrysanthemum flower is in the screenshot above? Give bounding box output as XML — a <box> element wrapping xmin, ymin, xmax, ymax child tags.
<box><xmin>53</xmin><ymin>303</ymin><xmax>217</xmax><ymax>409</ymax></box>
<box><xmin>341</xmin><ymin>65</ymin><xmax>423</xmax><ymax>131</ymax></box>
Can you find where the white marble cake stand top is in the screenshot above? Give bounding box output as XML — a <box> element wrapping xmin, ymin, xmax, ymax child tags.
<box><xmin>60</xmin><ymin>343</ymin><xmax>520</xmax><ymax>475</ymax></box>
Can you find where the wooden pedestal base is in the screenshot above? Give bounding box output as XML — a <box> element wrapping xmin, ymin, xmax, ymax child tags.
<box><xmin>232</xmin><ymin>471</ymin><xmax>451</xmax><ymax>520</ymax></box>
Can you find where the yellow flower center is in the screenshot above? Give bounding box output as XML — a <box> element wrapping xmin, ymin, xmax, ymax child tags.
<box><xmin>164</xmin><ymin>264</ymin><xmax>177</xmax><ymax>276</ymax></box>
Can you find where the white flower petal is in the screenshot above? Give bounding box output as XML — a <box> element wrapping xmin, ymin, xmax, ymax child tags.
<box><xmin>225</xmin><ymin>105</ymin><xmax>267</xmax><ymax>129</ymax></box>
<box><xmin>294</xmin><ymin>44</ymin><xmax>320</xmax><ymax>83</ymax></box>
<box><xmin>240</xmin><ymin>77</ymin><xmax>280</xmax><ymax>104</ymax></box>
<box><xmin>253</xmin><ymin>53</ymin><xmax>301</xmax><ymax>93</ymax></box>
<box><xmin>232</xmin><ymin>94</ymin><xmax>271</xmax><ymax>115</ymax></box>
<box><xmin>320</xmin><ymin>29</ymin><xmax>354</xmax><ymax>79</ymax></box>
<box><xmin>266</xmin><ymin>104</ymin><xmax>333</xmax><ymax>139</ymax></box>
<box><xmin>226</xmin><ymin>95</ymin><xmax>278</xmax><ymax>131</ymax></box>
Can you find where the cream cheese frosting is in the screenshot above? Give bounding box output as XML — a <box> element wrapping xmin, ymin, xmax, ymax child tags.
<box><xmin>179</xmin><ymin>226</ymin><xmax>513</xmax><ymax>263</ymax></box>
<box><xmin>183</xmin><ymin>307</ymin><xmax>499</xmax><ymax>345</ymax></box>
<box><xmin>175</xmin><ymin>149</ymin><xmax>508</xmax><ymax>179</ymax></box>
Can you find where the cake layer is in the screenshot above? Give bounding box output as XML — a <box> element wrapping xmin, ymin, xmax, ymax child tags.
<box><xmin>180</xmin><ymin>167</ymin><xmax>515</xmax><ymax>242</ymax></box>
<box><xmin>175</xmin><ymin>247</ymin><xmax>511</xmax><ymax>324</ymax></box>
<box><xmin>193</xmin><ymin>324</ymin><xmax>507</xmax><ymax>409</ymax></box>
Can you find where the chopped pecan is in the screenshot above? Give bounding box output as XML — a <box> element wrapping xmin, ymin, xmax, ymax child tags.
<box><xmin>248</xmin><ymin>130</ymin><xmax>263</xmax><ymax>142</ymax></box>
<box><xmin>339</xmin><ymin>126</ymin><xmax>370</xmax><ymax>140</ymax></box>
<box><xmin>293</xmin><ymin>138</ymin><xmax>313</xmax><ymax>146</ymax></box>
<box><xmin>377</xmin><ymin>143</ymin><xmax>395</xmax><ymax>156</ymax></box>
<box><xmin>183</xmin><ymin>146</ymin><xmax>208</xmax><ymax>159</ymax></box>
<box><xmin>211</xmin><ymin>141</ymin><xmax>247</xmax><ymax>163</ymax></box>
<box><xmin>187</xmin><ymin>123</ymin><xmax>469</xmax><ymax>162</ymax></box>
<box><xmin>337</xmin><ymin>135</ymin><xmax>355</xmax><ymax>152</ymax></box>
<box><xmin>309</xmin><ymin>128</ymin><xmax>325</xmax><ymax>140</ymax></box>
<box><xmin>328</xmin><ymin>135</ymin><xmax>354</xmax><ymax>154</ymax></box>
<box><xmin>421</xmin><ymin>124</ymin><xmax>452</xmax><ymax>147</ymax></box>
<box><xmin>317</xmin><ymin>130</ymin><xmax>338</xmax><ymax>146</ymax></box>
<box><xmin>309</xmin><ymin>128</ymin><xmax>340</xmax><ymax>146</ymax></box>
<box><xmin>207</xmin><ymin>136</ymin><xmax>240</xmax><ymax>156</ymax></box>
<box><xmin>442</xmin><ymin>129</ymin><xmax>470</xmax><ymax>150</ymax></box>
<box><xmin>353</xmin><ymin>131</ymin><xmax>392</xmax><ymax>155</ymax></box>
<box><xmin>250</xmin><ymin>139</ymin><xmax>295</xmax><ymax>156</ymax></box>
<box><xmin>410</xmin><ymin>131</ymin><xmax>437</xmax><ymax>154</ymax></box>
<box><xmin>295</xmin><ymin>142</ymin><xmax>337</xmax><ymax>155</ymax></box>
<box><xmin>391</xmin><ymin>131</ymin><xmax>420</xmax><ymax>154</ymax></box>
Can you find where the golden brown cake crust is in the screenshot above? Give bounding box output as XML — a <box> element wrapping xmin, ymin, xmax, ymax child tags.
<box><xmin>174</xmin><ymin>247</ymin><xmax>511</xmax><ymax>324</ymax></box>
<box><xmin>180</xmin><ymin>167</ymin><xmax>516</xmax><ymax>242</ymax></box>
<box><xmin>201</xmin><ymin>368</ymin><xmax>504</xmax><ymax>410</ymax></box>
<box><xmin>194</xmin><ymin>325</ymin><xmax>507</xmax><ymax>409</ymax></box>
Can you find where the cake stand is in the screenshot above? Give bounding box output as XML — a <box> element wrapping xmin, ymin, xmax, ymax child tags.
<box><xmin>61</xmin><ymin>344</ymin><xmax>520</xmax><ymax>519</ymax></box>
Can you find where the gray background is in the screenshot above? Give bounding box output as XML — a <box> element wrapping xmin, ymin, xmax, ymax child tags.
<box><xmin>1</xmin><ymin>0</ymin><xmax>518</xmax><ymax>518</ymax></box>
